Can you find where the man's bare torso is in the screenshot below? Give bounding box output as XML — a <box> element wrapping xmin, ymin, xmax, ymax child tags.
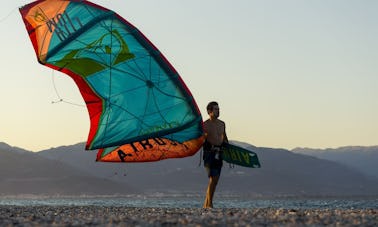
<box><xmin>203</xmin><ymin>119</ymin><xmax>227</xmax><ymax>146</ymax></box>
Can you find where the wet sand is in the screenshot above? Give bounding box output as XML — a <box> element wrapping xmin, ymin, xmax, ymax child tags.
<box><xmin>0</xmin><ymin>206</ymin><xmax>376</xmax><ymax>226</ymax></box>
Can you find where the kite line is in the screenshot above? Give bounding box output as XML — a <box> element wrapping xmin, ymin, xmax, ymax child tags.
<box><xmin>51</xmin><ymin>70</ymin><xmax>85</xmax><ymax>107</ymax></box>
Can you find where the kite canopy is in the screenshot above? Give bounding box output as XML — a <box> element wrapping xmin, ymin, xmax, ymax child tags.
<box><xmin>20</xmin><ymin>0</ymin><xmax>204</xmax><ymax>162</ymax></box>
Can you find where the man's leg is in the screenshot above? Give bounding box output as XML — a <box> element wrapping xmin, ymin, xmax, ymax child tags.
<box><xmin>209</xmin><ymin>175</ymin><xmax>219</xmax><ymax>206</ymax></box>
<box><xmin>203</xmin><ymin>175</ymin><xmax>220</xmax><ymax>208</ymax></box>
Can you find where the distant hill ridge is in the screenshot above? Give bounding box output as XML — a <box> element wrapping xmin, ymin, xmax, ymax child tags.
<box><xmin>292</xmin><ymin>145</ymin><xmax>378</xmax><ymax>152</ymax></box>
<box><xmin>292</xmin><ymin>146</ymin><xmax>378</xmax><ymax>178</ymax></box>
<box><xmin>0</xmin><ymin>142</ymin><xmax>137</xmax><ymax>196</ymax></box>
<box><xmin>1</xmin><ymin>141</ymin><xmax>378</xmax><ymax>197</ymax></box>
<box><xmin>0</xmin><ymin>142</ymin><xmax>30</xmax><ymax>154</ymax></box>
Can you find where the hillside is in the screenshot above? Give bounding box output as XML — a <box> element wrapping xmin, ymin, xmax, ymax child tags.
<box><xmin>1</xmin><ymin>141</ymin><xmax>377</xmax><ymax>197</ymax></box>
<box><xmin>36</xmin><ymin>141</ymin><xmax>378</xmax><ymax>197</ymax></box>
<box><xmin>0</xmin><ymin>143</ymin><xmax>138</xmax><ymax>196</ymax></box>
<box><xmin>292</xmin><ymin>146</ymin><xmax>378</xmax><ymax>178</ymax></box>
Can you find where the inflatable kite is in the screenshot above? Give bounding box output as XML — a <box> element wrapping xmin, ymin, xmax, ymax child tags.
<box><xmin>20</xmin><ymin>0</ymin><xmax>204</xmax><ymax>162</ymax></box>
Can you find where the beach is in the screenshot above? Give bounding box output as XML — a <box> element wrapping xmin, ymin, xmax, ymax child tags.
<box><xmin>0</xmin><ymin>206</ymin><xmax>376</xmax><ymax>226</ymax></box>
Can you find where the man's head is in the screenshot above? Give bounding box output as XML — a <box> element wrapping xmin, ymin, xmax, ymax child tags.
<box><xmin>207</xmin><ymin>101</ymin><xmax>219</xmax><ymax>119</ymax></box>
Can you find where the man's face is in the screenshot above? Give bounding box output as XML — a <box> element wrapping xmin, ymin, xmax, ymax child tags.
<box><xmin>209</xmin><ymin>105</ymin><xmax>220</xmax><ymax>118</ymax></box>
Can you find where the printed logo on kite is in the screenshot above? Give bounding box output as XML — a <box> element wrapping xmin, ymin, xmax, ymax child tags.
<box><xmin>54</xmin><ymin>29</ymin><xmax>136</xmax><ymax>77</ymax></box>
<box><xmin>98</xmin><ymin>137</ymin><xmax>205</xmax><ymax>162</ymax></box>
<box><xmin>45</xmin><ymin>10</ymin><xmax>83</xmax><ymax>41</ymax></box>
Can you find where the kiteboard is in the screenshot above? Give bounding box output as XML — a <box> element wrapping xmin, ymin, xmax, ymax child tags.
<box><xmin>221</xmin><ymin>144</ymin><xmax>261</xmax><ymax>168</ymax></box>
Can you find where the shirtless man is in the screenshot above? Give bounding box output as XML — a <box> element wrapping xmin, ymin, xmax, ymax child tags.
<box><xmin>203</xmin><ymin>101</ymin><xmax>228</xmax><ymax>208</ymax></box>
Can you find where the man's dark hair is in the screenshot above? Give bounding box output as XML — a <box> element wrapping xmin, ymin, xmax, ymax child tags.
<box><xmin>207</xmin><ymin>101</ymin><xmax>218</xmax><ymax>112</ymax></box>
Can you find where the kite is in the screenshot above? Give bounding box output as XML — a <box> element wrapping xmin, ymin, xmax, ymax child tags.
<box><xmin>19</xmin><ymin>0</ymin><xmax>204</xmax><ymax>162</ymax></box>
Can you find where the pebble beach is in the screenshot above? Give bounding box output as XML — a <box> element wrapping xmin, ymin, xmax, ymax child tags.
<box><xmin>0</xmin><ymin>206</ymin><xmax>377</xmax><ymax>226</ymax></box>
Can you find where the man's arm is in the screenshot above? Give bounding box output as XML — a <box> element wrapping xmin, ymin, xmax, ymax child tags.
<box><xmin>223</xmin><ymin>122</ymin><xmax>228</xmax><ymax>144</ymax></box>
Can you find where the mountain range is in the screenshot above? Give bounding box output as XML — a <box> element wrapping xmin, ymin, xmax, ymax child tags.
<box><xmin>0</xmin><ymin>141</ymin><xmax>377</xmax><ymax>198</ymax></box>
<box><xmin>0</xmin><ymin>142</ymin><xmax>136</xmax><ymax>196</ymax></box>
<box><xmin>292</xmin><ymin>146</ymin><xmax>378</xmax><ymax>178</ymax></box>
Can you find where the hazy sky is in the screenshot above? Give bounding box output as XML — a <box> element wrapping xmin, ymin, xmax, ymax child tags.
<box><xmin>1</xmin><ymin>0</ymin><xmax>377</xmax><ymax>152</ymax></box>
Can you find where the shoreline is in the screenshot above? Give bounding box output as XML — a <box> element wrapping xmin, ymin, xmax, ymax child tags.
<box><xmin>0</xmin><ymin>206</ymin><xmax>377</xmax><ymax>226</ymax></box>
<box><xmin>1</xmin><ymin>193</ymin><xmax>378</xmax><ymax>199</ymax></box>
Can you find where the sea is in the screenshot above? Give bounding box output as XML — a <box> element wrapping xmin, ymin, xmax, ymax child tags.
<box><xmin>0</xmin><ymin>195</ymin><xmax>377</xmax><ymax>209</ymax></box>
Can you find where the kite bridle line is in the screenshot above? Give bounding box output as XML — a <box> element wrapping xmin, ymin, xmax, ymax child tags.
<box><xmin>51</xmin><ymin>69</ymin><xmax>86</xmax><ymax>107</ymax></box>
